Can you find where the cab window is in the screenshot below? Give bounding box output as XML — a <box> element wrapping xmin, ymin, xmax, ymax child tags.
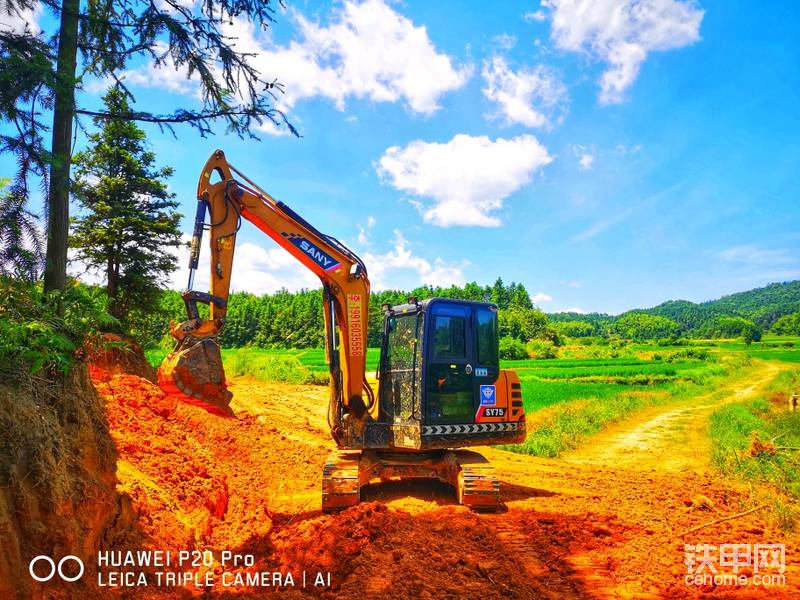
<box><xmin>476</xmin><ymin>307</ymin><xmax>499</xmax><ymax>366</ymax></box>
<box><xmin>432</xmin><ymin>315</ymin><xmax>466</xmax><ymax>358</ymax></box>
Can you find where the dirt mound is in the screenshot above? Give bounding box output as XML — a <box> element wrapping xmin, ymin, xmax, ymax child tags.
<box><xmin>87</xmin><ymin>334</ymin><xmax>157</xmax><ymax>383</ymax></box>
<box><xmin>0</xmin><ymin>364</ymin><xmax>127</xmax><ymax>599</ymax></box>
<box><xmin>94</xmin><ymin>370</ymin><xmax>240</xmax><ymax>549</ymax></box>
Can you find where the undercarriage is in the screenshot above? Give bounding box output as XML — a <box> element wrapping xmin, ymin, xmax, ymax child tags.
<box><xmin>321</xmin><ymin>449</ymin><xmax>501</xmax><ymax>512</ymax></box>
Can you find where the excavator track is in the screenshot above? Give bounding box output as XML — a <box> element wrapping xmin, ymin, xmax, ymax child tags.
<box><xmin>320</xmin><ymin>449</ymin><xmax>501</xmax><ymax>512</ymax></box>
<box><xmin>453</xmin><ymin>450</ymin><xmax>501</xmax><ymax>511</ymax></box>
<box><xmin>321</xmin><ymin>450</ymin><xmax>361</xmax><ymax>512</ymax></box>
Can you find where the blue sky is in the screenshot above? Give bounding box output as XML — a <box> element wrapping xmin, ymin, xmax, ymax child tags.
<box><xmin>3</xmin><ymin>0</ymin><xmax>799</xmax><ymax>314</ymax></box>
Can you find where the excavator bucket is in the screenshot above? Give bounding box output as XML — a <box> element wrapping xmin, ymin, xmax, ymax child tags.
<box><xmin>157</xmin><ymin>324</ymin><xmax>233</xmax><ymax>416</ymax></box>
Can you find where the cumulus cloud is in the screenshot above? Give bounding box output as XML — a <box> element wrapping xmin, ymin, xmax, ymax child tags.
<box><xmin>571</xmin><ymin>144</ymin><xmax>595</xmax><ymax>170</ymax></box>
<box><xmin>531</xmin><ymin>292</ymin><xmax>553</xmax><ymax>304</ymax></box>
<box><xmin>363</xmin><ymin>230</ymin><xmax>466</xmax><ymax>289</ymax></box>
<box><xmin>73</xmin><ymin>228</ymin><xmax>465</xmax><ymax>295</ymax></box>
<box><xmin>540</xmin><ymin>0</ymin><xmax>704</xmax><ymax>103</ymax></box>
<box><xmin>563</xmin><ymin>306</ymin><xmax>588</xmax><ymax>314</ymax></box>
<box><xmin>72</xmin><ymin>235</ymin><xmax>316</xmax><ymax>294</ymax></box>
<box><xmin>167</xmin><ymin>235</ymin><xmax>319</xmax><ymax>295</ymax></box>
<box><xmin>111</xmin><ymin>0</ymin><xmax>470</xmax><ymax>131</ymax></box>
<box><xmin>481</xmin><ymin>56</ymin><xmax>568</xmax><ymax>128</ymax></box>
<box><xmin>376</xmin><ymin>134</ymin><xmax>552</xmax><ymax>227</ymax></box>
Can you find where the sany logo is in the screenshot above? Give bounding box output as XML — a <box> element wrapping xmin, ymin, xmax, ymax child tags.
<box><xmin>29</xmin><ymin>555</ymin><xmax>84</xmax><ymax>582</ymax></box>
<box><xmin>283</xmin><ymin>233</ymin><xmax>341</xmax><ymax>272</ymax></box>
<box><xmin>480</xmin><ymin>385</ymin><xmax>496</xmax><ymax>406</ymax></box>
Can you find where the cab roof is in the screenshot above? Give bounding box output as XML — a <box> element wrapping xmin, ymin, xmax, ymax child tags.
<box><xmin>388</xmin><ymin>297</ymin><xmax>498</xmax><ymax>315</ymax></box>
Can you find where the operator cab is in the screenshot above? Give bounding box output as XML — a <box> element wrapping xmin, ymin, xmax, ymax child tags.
<box><xmin>376</xmin><ymin>298</ymin><xmax>525</xmax><ymax>450</ymax></box>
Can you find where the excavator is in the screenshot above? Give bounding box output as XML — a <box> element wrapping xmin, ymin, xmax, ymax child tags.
<box><xmin>158</xmin><ymin>150</ymin><xmax>526</xmax><ymax>511</ymax></box>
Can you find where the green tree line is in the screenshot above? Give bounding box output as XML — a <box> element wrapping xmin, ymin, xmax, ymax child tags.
<box><xmin>133</xmin><ymin>278</ymin><xmax>800</xmax><ymax>353</ymax></box>
<box><xmin>138</xmin><ymin>278</ymin><xmax>554</xmax><ymax>350</ymax></box>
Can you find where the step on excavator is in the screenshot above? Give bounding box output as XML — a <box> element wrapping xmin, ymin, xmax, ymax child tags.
<box><xmin>158</xmin><ymin>150</ymin><xmax>526</xmax><ymax>512</ymax></box>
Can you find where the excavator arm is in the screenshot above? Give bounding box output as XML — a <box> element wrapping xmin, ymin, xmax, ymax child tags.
<box><xmin>158</xmin><ymin>150</ymin><xmax>372</xmax><ymax>444</ymax></box>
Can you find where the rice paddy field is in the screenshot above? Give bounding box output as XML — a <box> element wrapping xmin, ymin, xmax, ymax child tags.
<box><xmin>145</xmin><ymin>336</ymin><xmax>800</xmax><ymax>457</ymax></box>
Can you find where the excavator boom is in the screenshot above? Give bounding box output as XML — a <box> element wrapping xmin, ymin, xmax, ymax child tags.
<box><xmin>159</xmin><ymin>150</ymin><xmax>372</xmax><ymax>440</ymax></box>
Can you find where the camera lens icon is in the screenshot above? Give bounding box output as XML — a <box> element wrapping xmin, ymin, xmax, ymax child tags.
<box><xmin>29</xmin><ymin>555</ymin><xmax>84</xmax><ymax>582</ymax></box>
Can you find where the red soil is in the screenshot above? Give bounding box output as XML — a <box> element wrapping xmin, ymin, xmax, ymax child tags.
<box><xmin>81</xmin><ymin>367</ymin><xmax>799</xmax><ymax>599</ymax></box>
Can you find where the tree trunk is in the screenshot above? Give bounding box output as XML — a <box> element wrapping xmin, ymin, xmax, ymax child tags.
<box><xmin>107</xmin><ymin>258</ymin><xmax>119</xmax><ymax>320</ymax></box>
<box><xmin>43</xmin><ymin>0</ymin><xmax>80</xmax><ymax>293</ymax></box>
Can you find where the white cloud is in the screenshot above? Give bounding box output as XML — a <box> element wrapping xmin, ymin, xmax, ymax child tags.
<box><xmin>75</xmin><ymin>228</ymin><xmax>465</xmax><ymax>296</ymax></box>
<box><xmin>0</xmin><ymin>2</ymin><xmax>42</xmax><ymax>34</ymax></box>
<box><xmin>376</xmin><ymin>133</ymin><xmax>552</xmax><ymax>227</ymax></box>
<box><xmin>523</xmin><ymin>10</ymin><xmax>548</xmax><ymax>23</ymax></box>
<box><xmin>269</xmin><ymin>0</ymin><xmax>472</xmax><ymax>115</ymax></box>
<box><xmin>112</xmin><ymin>0</ymin><xmax>470</xmax><ymax>129</ymax></box>
<box><xmin>168</xmin><ymin>235</ymin><xmax>319</xmax><ymax>295</ymax></box>
<box><xmin>492</xmin><ymin>33</ymin><xmax>517</xmax><ymax>50</ymax></box>
<box><xmin>717</xmin><ymin>245</ymin><xmax>797</xmax><ymax>267</ymax></box>
<box><xmin>357</xmin><ymin>215</ymin><xmax>376</xmax><ymax>246</ymax></box>
<box><xmin>85</xmin><ymin>40</ymin><xmax>200</xmax><ymax>98</ymax></box>
<box><xmin>541</xmin><ymin>0</ymin><xmax>704</xmax><ymax>103</ymax></box>
<box><xmin>531</xmin><ymin>292</ymin><xmax>553</xmax><ymax>304</ymax></box>
<box><xmin>561</xmin><ymin>280</ymin><xmax>582</xmax><ymax>288</ymax></box>
<box><xmin>572</xmin><ymin>144</ymin><xmax>596</xmax><ymax>170</ymax></box>
<box><xmin>481</xmin><ymin>56</ymin><xmax>567</xmax><ymax>128</ymax></box>
<box><xmin>363</xmin><ymin>230</ymin><xmax>466</xmax><ymax>289</ymax></box>
<box><xmin>563</xmin><ymin>306</ymin><xmax>588</xmax><ymax>314</ymax></box>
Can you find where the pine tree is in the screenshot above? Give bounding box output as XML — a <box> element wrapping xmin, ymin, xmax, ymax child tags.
<box><xmin>0</xmin><ymin>0</ymin><xmax>291</xmax><ymax>293</ymax></box>
<box><xmin>0</xmin><ymin>177</ymin><xmax>43</xmax><ymax>281</ymax></box>
<box><xmin>71</xmin><ymin>88</ymin><xmax>181</xmax><ymax>324</ymax></box>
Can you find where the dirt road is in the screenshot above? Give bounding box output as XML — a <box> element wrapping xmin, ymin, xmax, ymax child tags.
<box><xmin>88</xmin><ymin>361</ymin><xmax>798</xmax><ymax>599</ymax></box>
<box><xmin>562</xmin><ymin>362</ymin><xmax>785</xmax><ymax>473</ymax></box>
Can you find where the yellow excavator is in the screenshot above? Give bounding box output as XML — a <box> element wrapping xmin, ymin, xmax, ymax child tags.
<box><xmin>158</xmin><ymin>150</ymin><xmax>526</xmax><ymax>511</ymax></box>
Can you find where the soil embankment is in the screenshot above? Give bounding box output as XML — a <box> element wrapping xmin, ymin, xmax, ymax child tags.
<box><xmin>0</xmin><ymin>364</ymin><xmax>127</xmax><ymax>599</ymax></box>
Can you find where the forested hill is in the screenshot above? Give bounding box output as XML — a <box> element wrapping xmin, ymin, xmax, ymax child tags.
<box><xmin>550</xmin><ymin>281</ymin><xmax>800</xmax><ymax>335</ymax></box>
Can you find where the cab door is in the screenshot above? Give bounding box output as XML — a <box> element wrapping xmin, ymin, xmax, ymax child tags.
<box><xmin>472</xmin><ymin>305</ymin><xmax>502</xmax><ymax>420</ymax></box>
<box><xmin>423</xmin><ymin>301</ymin><xmax>475</xmax><ymax>424</ymax></box>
